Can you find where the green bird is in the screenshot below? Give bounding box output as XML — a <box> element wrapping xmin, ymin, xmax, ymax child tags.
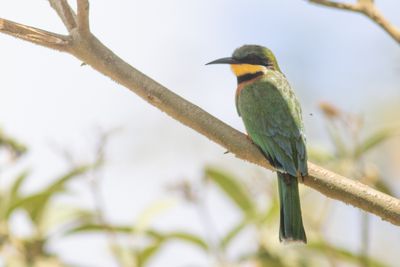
<box><xmin>207</xmin><ymin>45</ymin><xmax>307</xmax><ymax>243</ymax></box>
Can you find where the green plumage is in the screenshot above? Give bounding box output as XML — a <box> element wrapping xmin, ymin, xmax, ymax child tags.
<box><xmin>277</xmin><ymin>172</ymin><xmax>306</xmax><ymax>242</ymax></box>
<box><xmin>236</xmin><ymin>57</ymin><xmax>307</xmax><ymax>243</ymax></box>
<box><xmin>207</xmin><ymin>45</ymin><xmax>308</xmax><ymax>243</ymax></box>
<box><xmin>236</xmin><ymin>72</ymin><xmax>307</xmax><ymax>177</ymax></box>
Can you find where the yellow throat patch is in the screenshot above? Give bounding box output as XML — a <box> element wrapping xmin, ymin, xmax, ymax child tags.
<box><xmin>230</xmin><ymin>64</ymin><xmax>267</xmax><ymax>77</ymax></box>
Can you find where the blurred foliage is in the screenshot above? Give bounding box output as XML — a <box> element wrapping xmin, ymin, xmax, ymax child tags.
<box><xmin>0</xmin><ymin>128</ymin><xmax>27</xmax><ymax>162</ymax></box>
<box><xmin>310</xmin><ymin>101</ymin><xmax>398</xmax><ymax>267</ymax></box>
<box><xmin>59</xmin><ymin>167</ymin><xmax>388</xmax><ymax>267</ymax></box>
<box><xmin>0</xmin><ymin>134</ymin><xmax>95</xmax><ymax>266</ymax></box>
<box><xmin>0</xmin><ymin>99</ymin><xmax>399</xmax><ymax>267</ymax></box>
<box><xmin>312</xmin><ymin>101</ymin><xmax>399</xmax><ymax>195</ymax></box>
<box><xmin>0</xmin><ymin>100</ymin><xmax>397</xmax><ymax>267</ymax></box>
<box><xmin>92</xmin><ymin>102</ymin><xmax>393</xmax><ymax>267</ymax></box>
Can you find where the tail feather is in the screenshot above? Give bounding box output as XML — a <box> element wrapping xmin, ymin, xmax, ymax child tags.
<box><xmin>277</xmin><ymin>172</ymin><xmax>307</xmax><ymax>243</ymax></box>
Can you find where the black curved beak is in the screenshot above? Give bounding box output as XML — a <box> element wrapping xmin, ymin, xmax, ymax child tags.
<box><xmin>206</xmin><ymin>57</ymin><xmax>239</xmax><ymax>65</ymax></box>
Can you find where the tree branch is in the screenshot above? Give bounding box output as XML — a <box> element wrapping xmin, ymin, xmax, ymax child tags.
<box><xmin>0</xmin><ymin>19</ymin><xmax>70</xmax><ymax>51</ymax></box>
<box><xmin>308</xmin><ymin>0</ymin><xmax>400</xmax><ymax>44</ymax></box>
<box><xmin>1</xmin><ymin>1</ymin><xmax>400</xmax><ymax>226</ymax></box>
<box><xmin>309</xmin><ymin>0</ymin><xmax>361</xmax><ymax>11</ymax></box>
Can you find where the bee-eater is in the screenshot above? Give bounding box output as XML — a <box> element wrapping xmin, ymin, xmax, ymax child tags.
<box><xmin>207</xmin><ymin>45</ymin><xmax>307</xmax><ymax>243</ymax></box>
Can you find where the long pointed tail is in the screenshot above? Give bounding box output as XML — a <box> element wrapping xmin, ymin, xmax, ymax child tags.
<box><xmin>277</xmin><ymin>172</ymin><xmax>307</xmax><ymax>243</ymax></box>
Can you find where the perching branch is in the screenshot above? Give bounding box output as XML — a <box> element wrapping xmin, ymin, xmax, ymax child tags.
<box><xmin>1</xmin><ymin>1</ymin><xmax>400</xmax><ymax>226</ymax></box>
<box><xmin>308</xmin><ymin>0</ymin><xmax>400</xmax><ymax>44</ymax></box>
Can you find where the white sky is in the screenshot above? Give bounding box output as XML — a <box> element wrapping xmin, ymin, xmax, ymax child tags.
<box><xmin>1</xmin><ymin>1</ymin><xmax>400</xmax><ymax>266</ymax></box>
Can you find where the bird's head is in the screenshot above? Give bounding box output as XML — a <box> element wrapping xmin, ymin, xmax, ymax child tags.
<box><xmin>207</xmin><ymin>45</ymin><xmax>281</xmax><ymax>81</ymax></box>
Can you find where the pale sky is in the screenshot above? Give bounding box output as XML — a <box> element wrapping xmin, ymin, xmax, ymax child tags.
<box><xmin>0</xmin><ymin>1</ymin><xmax>399</xmax><ymax>266</ymax></box>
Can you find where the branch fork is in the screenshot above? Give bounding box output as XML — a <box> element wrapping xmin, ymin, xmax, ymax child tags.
<box><xmin>1</xmin><ymin>0</ymin><xmax>400</xmax><ymax>225</ymax></box>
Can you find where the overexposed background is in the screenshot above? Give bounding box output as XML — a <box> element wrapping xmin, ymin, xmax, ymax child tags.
<box><xmin>1</xmin><ymin>1</ymin><xmax>399</xmax><ymax>266</ymax></box>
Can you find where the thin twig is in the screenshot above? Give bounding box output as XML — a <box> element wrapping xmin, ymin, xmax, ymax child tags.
<box><xmin>195</xmin><ymin>185</ymin><xmax>226</xmax><ymax>264</ymax></box>
<box><xmin>88</xmin><ymin>131</ymin><xmax>125</xmax><ymax>267</ymax></box>
<box><xmin>308</xmin><ymin>0</ymin><xmax>400</xmax><ymax>44</ymax></box>
<box><xmin>309</xmin><ymin>0</ymin><xmax>362</xmax><ymax>11</ymax></box>
<box><xmin>88</xmin><ymin>173</ymin><xmax>125</xmax><ymax>267</ymax></box>
<box><xmin>48</xmin><ymin>0</ymin><xmax>77</xmax><ymax>32</ymax></box>
<box><xmin>1</xmin><ymin>0</ymin><xmax>400</xmax><ymax>226</ymax></box>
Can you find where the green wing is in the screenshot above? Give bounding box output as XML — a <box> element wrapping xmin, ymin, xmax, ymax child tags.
<box><xmin>237</xmin><ymin>74</ymin><xmax>307</xmax><ymax>177</ymax></box>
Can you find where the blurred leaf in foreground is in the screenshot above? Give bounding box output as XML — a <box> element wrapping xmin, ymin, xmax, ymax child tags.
<box><xmin>205</xmin><ymin>167</ymin><xmax>255</xmax><ymax>217</ymax></box>
<box><xmin>0</xmin><ymin>128</ymin><xmax>27</xmax><ymax>159</ymax></box>
<box><xmin>354</xmin><ymin>128</ymin><xmax>399</xmax><ymax>159</ymax></box>
<box><xmin>9</xmin><ymin>165</ymin><xmax>92</xmax><ymax>224</ymax></box>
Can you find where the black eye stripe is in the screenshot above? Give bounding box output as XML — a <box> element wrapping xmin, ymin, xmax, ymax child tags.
<box><xmin>241</xmin><ymin>55</ymin><xmax>269</xmax><ymax>66</ymax></box>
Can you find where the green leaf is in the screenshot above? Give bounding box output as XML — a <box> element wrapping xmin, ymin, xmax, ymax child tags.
<box><xmin>66</xmin><ymin>223</ymin><xmax>163</xmax><ymax>240</ymax></box>
<box><xmin>69</xmin><ymin>223</ymin><xmax>208</xmax><ymax>251</ymax></box>
<box><xmin>0</xmin><ymin>128</ymin><xmax>27</xmax><ymax>157</ymax></box>
<box><xmin>308</xmin><ymin>241</ymin><xmax>389</xmax><ymax>267</ymax></box>
<box><xmin>39</xmin><ymin>205</ymin><xmax>95</xmax><ymax>233</ymax></box>
<box><xmin>0</xmin><ymin>170</ymin><xmax>29</xmax><ymax>220</ymax></box>
<box><xmin>135</xmin><ymin>231</ymin><xmax>207</xmax><ymax>266</ymax></box>
<box><xmin>66</xmin><ymin>223</ymin><xmax>131</xmax><ymax>234</ymax></box>
<box><xmin>205</xmin><ymin>167</ymin><xmax>255</xmax><ymax>216</ymax></box>
<box><xmin>220</xmin><ymin>220</ymin><xmax>247</xmax><ymax>250</ymax></box>
<box><xmin>45</xmin><ymin>165</ymin><xmax>92</xmax><ymax>194</ymax></box>
<box><xmin>355</xmin><ymin>128</ymin><xmax>398</xmax><ymax>158</ymax></box>
<box><xmin>10</xmin><ymin>192</ymin><xmax>53</xmax><ymax>223</ymax></box>
<box><xmin>136</xmin><ymin>242</ymin><xmax>163</xmax><ymax>267</ymax></box>
<box><xmin>10</xmin><ymin>171</ymin><xmax>29</xmax><ymax>200</ymax></box>
<box><xmin>164</xmin><ymin>232</ymin><xmax>208</xmax><ymax>251</ymax></box>
<box><xmin>8</xmin><ymin>165</ymin><xmax>91</xmax><ymax>224</ymax></box>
